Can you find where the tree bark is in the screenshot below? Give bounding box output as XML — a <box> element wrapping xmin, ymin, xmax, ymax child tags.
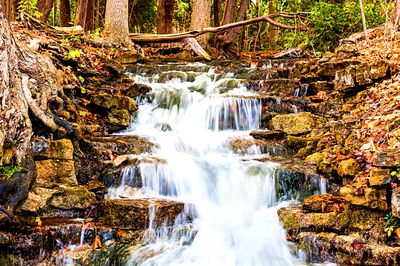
<box><xmin>0</xmin><ymin>6</ymin><xmax>68</xmax><ymax>217</ymax></box>
<box><xmin>59</xmin><ymin>0</ymin><xmax>71</xmax><ymax>27</ymax></box>
<box><xmin>75</xmin><ymin>0</ymin><xmax>95</xmax><ymax>31</ymax></box>
<box><xmin>267</xmin><ymin>0</ymin><xmax>277</xmax><ymax>48</ymax></box>
<box><xmin>394</xmin><ymin>0</ymin><xmax>400</xmax><ymax>25</ymax></box>
<box><xmin>157</xmin><ymin>0</ymin><xmax>175</xmax><ymax>34</ymax></box>
<box><xmin>213</xmin><ymin>0</ymin><xmax>220</xmax><ymax>26</ymax></box>
<box><xmin>190</xmin><ymin>0</ymin><xmax>211</xmax><ymax>45</ymax></box>
<box><xmin>221</xmin><ymin>0</ymin><xmax>236</xmax><ymax>25</ymax></box>
<box><xmin>103</xmin><ymin>0</ymin><xmax>132</xmax><ymax>45</ymax></box>
<box><xmin>37</xmin><ymin>0</ymin><xmax>54</xmax><ymax>23</ymax></box>
<box><xmin>0</xmin><ymin>7</ymin><xmax>32</xmax><ymax>164</ymax></box>
<box><xmin>0</xmin><ymin>0</ymin><xmax>18</xmax><ymax>21</ymax></box>
<box><xmin>212</xmin><ymin>0</ymin><xmax>235</xmax><ymax>47</ymax></box>
<box><xmin>215</xmin><ymin>0</ymin><xmax>250</xmax><ymax>51</ymax></box>
<box><xmin>358</xmin><ymin>0</ymin><xmax>368</xmax><ymax>40</ymax></box>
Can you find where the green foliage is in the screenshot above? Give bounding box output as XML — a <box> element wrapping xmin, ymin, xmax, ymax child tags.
<box><xmin>78</xmin><ymin>75</ymin><xmax>85</xmax><ymax>83</ymax></box>
<box><xmin>174</xmin><ymin>0</ymin><xmax>191</xmax><ymax>32</ymax></box>
<box><xmin>273</xmin><ymin>0</ymin><xmax>389</xmax><ymax>52</ymax></box>
<box><xmin>390</xmin><ymin>167</ymin><xmax>400</xmax><ymax>177</ymax></box>
<box><xmin>89</xmin><ymin>242</ymin><xmax>131</xmax><ymax>266</ymax></box>
<box><xmin>384</xmin><ymin>211</ymin><xmax>400</xmax><ymax>237</ymax></box>
<box><xmin>67</xmin><ymin>49</ymin><xmax>81</xmax><ymax>60</ymax></box>
<box><xmin>0</xmin><ymin>165</ymin><xmax>22</xmax><ymax>179</ymax></box>
<box><xmin>18</xmin><ymin>0</ymin><xmax>42</xmax><ymax>18</ymax></box>
<box><xmin>130</xmin><ymin>0</ymin><xmax>157</xmax><ymax>33</ymax></box>
<box><xmin>80</xmin><ymin>86</ymin><xmax>87</xmax><ymax>94</ymax></box>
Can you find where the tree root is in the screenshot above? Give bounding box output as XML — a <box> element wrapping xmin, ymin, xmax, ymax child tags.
<box><xmin>21</xmin><ymin>75</ymin><xmax>66</xmax><ymax>135</ymax></box>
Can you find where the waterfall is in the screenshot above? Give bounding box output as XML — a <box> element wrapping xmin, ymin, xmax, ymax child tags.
<box><xmin>111</xmin><ymin>67</ymin><xmax>300</xmax><ymax>265</ymax></box>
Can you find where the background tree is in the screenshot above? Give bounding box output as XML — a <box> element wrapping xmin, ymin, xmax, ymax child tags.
<box><xmin>213</xmin><ymin>0</ymin><xmax>220</xmax><ymax>26</ymax></box>
<box><xmin>103</xmin><ymin>0</ymin><xmax>132</xmax><ymax>45</ymax></box>
<box><xmin>37</xmin><ymin>0</ymin><xmax>53</xmax><ymax>23</ymax></box>
<box><xmin>0</xmin><ymin>0</ymin><xmax>18</xmax><ymax>21</ymax></box>
<box><xmin>60</xmin><ymin>0</ymin><xmax>71</xmax><ymax>27</ymax></box>
<box><xmin>75</xmin><ymin>0</ymin><xmax>95</xmax><ymax>31</ymax></box>
<box><xmin>157</xmin><ymin>0</ymin><xmax>175</xmax><ymax>34</ymax></box>
<box><xmin>215</xmin><ymin>0</ymin><xmax>250</xmax><ymax>52</ymax></box>
<box><xmin>190</xmin><ymin>0</ymin><xmax>211</xmax><ymax>45</ymax></box>
<box><xmin>395</xmin><ymin>0</ymin><xmax>400</xmax><ymax>25</ymax></box>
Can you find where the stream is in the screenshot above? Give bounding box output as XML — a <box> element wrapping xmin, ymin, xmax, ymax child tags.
<box><xmin>104</xmin><ymin>62</ymin><xmax>319</xmax><ymax>265</ymax></box>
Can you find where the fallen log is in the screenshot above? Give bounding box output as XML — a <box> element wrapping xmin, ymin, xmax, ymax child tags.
<box><xmin>130</xmin><ymin>13</ymin><xmax>306</xmax><ymax>43</ymax></box>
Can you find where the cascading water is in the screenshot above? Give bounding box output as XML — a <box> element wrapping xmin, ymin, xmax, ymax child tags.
<box><xmin>111</xmin><ymin>63</ymin><xmax>302</xmax><ymax>265</ymax></box>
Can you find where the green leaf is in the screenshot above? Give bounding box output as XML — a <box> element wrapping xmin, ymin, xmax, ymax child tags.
<box><xmin>67</xmin><ymin>49</ymin><xmax>81</xmax><ymax>60</ymax></box>
<box><xmin>78</xmin><ymin>76</ymin><xmax>85</xmax><ymax>83</ymax></box>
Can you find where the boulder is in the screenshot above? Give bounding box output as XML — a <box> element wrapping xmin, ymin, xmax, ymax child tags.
<box><xmin>391</xmin><ymin>187</ymin><xmax>400</xmax><ymax>218</ymax></box>
<box><xmin>0</xmin><ymin>232</ymin><xmax>10</xmax><ymax>246</ymax></box>
<box><xmin>244</xmin><ymin>79</ymin><xmax>301</xmax><ymax>97</ymax></box>
<box><xmin>50</xmin><ymin>186</ymin><xmax>96</xmax><ymax>210</ymax></box>
<box><xmin>250</xmin><ymin>130</ymin><xmax>286</xmax><ymax>140</ymax></box>
<box><xmin>302</xmin><ymin>194</ymin><xmax>345</xmax><ymax>213</ymax></box>
<box><xmin>91</xmin><ymin>94</ymin><xmax>137</xmax><ymax>112</ymax></box>
<box><xmin>99</xmin><ymin>198</ymin><xmax>186</xmax><ymax>229</ymax></box>
<box><xmin>32</xmin><ymin>138</ymin><xmax>73</xmax><ymax>160</ymax></box>
<box><xmin>340</xmin><ymin>186</ymin><xmax>388</xmax><ymax>211</ymax></box>
<box><xmin>277</xmin><ymin>206</ymin><xmax>349</xmax><ymax>234</ymax></box>
<box><xmin>369</xmin><ymin>167</ymin><xmax>391</xmax><ymax>187</ymax></box>
<box><xmin>271</xmin><ymin>112</ymin><xmax>320</xmax><ymax>135</ymax></box>
<box><xmin>35</xmin><ymin>159</ymin><xmax>78</xmax><ymax>188</ymax></box>
<box><xmin>372</xmin><ymin>150</ymin><xmax>400</xmax><ymax>167</ymax></box>
<box><xmin>107</xmin><ymin>108</ymin><xmax>131</xmax><ymax>127</ymax></box>
<box><xmin>20</xmin><ymin>187</ymin><xmax>58</xmax><ymax>212</ymax></box>
<box><xmin>334</xmin><ymin>43</ymin><xmax>359</xmax><ymax>59</ymax></box>
<box><xmin>337</xmin><ymin>158</ymin><xmax>360</xmax><ymax>177</ymax></box>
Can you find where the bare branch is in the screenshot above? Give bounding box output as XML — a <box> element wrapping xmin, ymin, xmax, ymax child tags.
<box><xmin>130</xmin><ymin>14</ymin><xmax>306</xmax><ymax>43</ymax></box>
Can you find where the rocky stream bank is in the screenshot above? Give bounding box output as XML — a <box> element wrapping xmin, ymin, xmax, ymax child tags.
<box><xmin>2</xmin><ymin>22</ymin><xmax>400</xmax><ymax>265</ymax></box>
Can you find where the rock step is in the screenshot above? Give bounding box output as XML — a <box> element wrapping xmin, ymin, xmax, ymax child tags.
<box><xmin>87</xmin><ymin>135</ymin><xmax>155</xmax><ymax>155</ymax></box>
<box><xmin>99</xmin><ymin>198</ymin><xmax>188</xmax><ymax>230</ymax></box>
<box><xmin>296</xmin><ymin>232</ymin><xmax>400</xmax><ymax>265</ymax></box>
<box><xmin>250</xmin><ymin>130</ymin><xmax>286</xmax><ymax>141</ymax></box>
<box><xmin>245</xmin><ymin>156</ymin><xmax>328</xmax><ymax>201</ymax></box>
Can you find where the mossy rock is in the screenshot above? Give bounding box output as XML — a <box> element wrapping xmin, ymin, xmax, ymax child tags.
<box><xmin>108</xmin><ymin>108</ymin><xmax>131</xmax><ymax>127</ymax></box>
<box><xmin>337</xmin><ymin>158</ymin><xmax>360</xmax><ymax>177</ymax></box>
<box><xmin>49</xmin><ymin>186</ymin><xmax>96</xmax><ymax>210</ymax></box>
<box><xmin>271</xmin><ymin>112</ymin><xmax>321</xmax><ymax>135</ymax></box>
<box><xmin>91</xmin><ymin>94</ymin><xmax>137</xmax><ymax>112</ymax></box>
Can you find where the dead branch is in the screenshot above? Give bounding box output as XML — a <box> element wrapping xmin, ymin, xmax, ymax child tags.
<box><xmin>183</xmin><ymin>37</ymin><xmax>212</xmax><ymax>60</ymax></box>
<box><xmin>130</xmin><ymin>14</ymin><xmax>306</xmax><ymax>43</ymax></box>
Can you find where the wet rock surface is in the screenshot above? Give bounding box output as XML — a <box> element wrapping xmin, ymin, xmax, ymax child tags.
<box><xmin>99</xmin><ymin>198</ymin><xmax>186</xmax><ymax>229</ymax></box>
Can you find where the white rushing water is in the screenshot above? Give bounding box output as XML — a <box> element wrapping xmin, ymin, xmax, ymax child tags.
<box><xmin>112</xmin><ymin>65</ymin><xmax>300</xmax><ymax>266</ymax></box>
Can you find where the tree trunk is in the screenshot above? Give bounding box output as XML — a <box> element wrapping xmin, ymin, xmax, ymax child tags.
<box><xmin>213</xmin><ymin>0</ymin><xmax>220</xmax><ymax>26</ymax></box>
<box><xmin>0</xmin><ymin>0</ymin><xmax>18</xmax><ymax>21</ymax></box>
<box><xmin>358</xmin><ymin>0</ymin><xmax>368</xmax><ymax>40</ymax></box>
<box><xmin>75</xmin><ymin>0</ymin><xmax>95</xmax><ymax>31</ymax></box>
<box><xmin>59</xmin><ymin>0</ymin><xmax>70</xmax><ymax>27</ymax></box>
<box><xmin>157</xmin><ymin>0</ymin><xmax>175</xmax><ymax>34</ymax></box>
<box><xmin>212</xmin><ymin>0</ymin><xmax>235</xmax><ymax>47</ymax></box>
<box><xmin>37</xmin><ymin>0</ymin><xmax>54</xmax><ymax>23</ymax></box>
<box><xmin>0</xmin><ymin>6</ymin><xmax>32</xmax><ymax>165</ymax></box>
<box><xmin>267</xmin><ymin>0</ymin><xmax>277</xmax><ymax>48</ymax></box>
<box><xmin>190</xmin><ymin>0</ymin><xmax>211</xmax><ymax>45</ymax></box>
<box><xmin>215</xmin><ymin>0</ymin><xmax>250</xmax><ymax>51</ymax></box>
<box><xmin>394</xmin><ymin>0</ymin><xmax>400</xmax><ymax>25</ymax></box>
<box><xmin>103</xmin><ymin>0</ymin><xmax>132</xmax><ymax>45</ymax></box>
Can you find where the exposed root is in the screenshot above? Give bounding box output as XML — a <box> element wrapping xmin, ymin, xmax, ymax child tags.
<box><xmin>21</xmin><ymin>75</ymin><xmax>66</xmax><ymax>135</ymax></box>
